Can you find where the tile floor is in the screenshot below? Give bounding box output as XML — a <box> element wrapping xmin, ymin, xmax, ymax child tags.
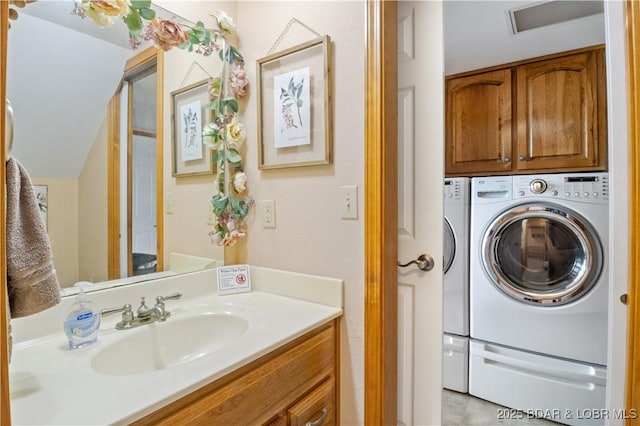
<box><xmin>442</xmin><ymin>389</ymin><xmax>560</xmax><ymax>425</ymax></box>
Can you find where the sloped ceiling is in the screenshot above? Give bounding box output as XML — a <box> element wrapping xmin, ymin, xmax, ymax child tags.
<box><xmin>7</xmin><ymin>2</ymin><xmax>133</xmax><ymax>178</ymax></box>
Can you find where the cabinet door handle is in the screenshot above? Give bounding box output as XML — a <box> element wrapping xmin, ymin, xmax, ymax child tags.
<box><xmin>306</xmin><ymin>407</ymin><xmax>328</xmax><ymax>426</ymax></box>
<box><xmin>503</xmin><ymin>156</ymin><xmax>511</xmax><ymax>162</ymax></box>
<box><xmin>519</xmin><ymin>155</ymin><xmax>526</xmax><ymax>161</ymax></box>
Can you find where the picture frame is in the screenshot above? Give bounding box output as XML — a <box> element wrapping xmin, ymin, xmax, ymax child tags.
<box><xmin>33</xmin><ymin>184</ymin><xmax>48</xmax><ymax>231</ymax></box>
<box><xmin>170</xmin><ymin>79</ymin><xmax>214</xmax><ymax>177</ymax></box>
<box><xmin>257</xmin><ymin>35</ymin><xmax>332</xmax><ymax>169</ymax></box>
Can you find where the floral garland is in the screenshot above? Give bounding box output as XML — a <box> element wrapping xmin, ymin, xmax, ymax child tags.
<box><xmin>203</xmin><ymin>47</ymin><xmax>252</xmax><ymax>247</ymax></box>
<box><xmin>74</xmin><ymin>0</ymin><xmax>251</xmax><ymax>247</ymax></box>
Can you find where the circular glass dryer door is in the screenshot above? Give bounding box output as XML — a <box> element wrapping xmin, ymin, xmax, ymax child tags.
<box><xmin>443</xmin><ymin>217</ymin><xmax>455</xmax><ymax>274</ymax></box>
<box><xmin>481</xmin><ymin>203</ymin><xmax>603</xmax><ymax>306</ymax></box>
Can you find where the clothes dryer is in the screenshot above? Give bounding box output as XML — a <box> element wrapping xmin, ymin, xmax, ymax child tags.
<box><xmin>442</xmin><ymin>177</ymin><xmax>470</xmax><ymax>392</ymax></box>
<box><xmin>468</xmin><ymin>173</ymin><xmax>609</xmax><ymax>424</ymax></box>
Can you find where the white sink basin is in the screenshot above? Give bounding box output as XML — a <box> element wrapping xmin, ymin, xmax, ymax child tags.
<box><xmin>91</xmin><ymin>313</ymin><xmax>249</xmax><ymax>376</ymax></box>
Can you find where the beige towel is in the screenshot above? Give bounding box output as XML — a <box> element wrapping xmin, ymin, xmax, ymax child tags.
<box><xmin>5</xmin><ymin>157</ymin><xmax>61</xmax><ymax>318</ymax></box>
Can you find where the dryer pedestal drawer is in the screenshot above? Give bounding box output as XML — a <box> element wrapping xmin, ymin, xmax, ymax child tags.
<box><xmin>469</xmin><ymin>339</ymin><xmax>606</xmax><ymax>426</ymax></box>
<box><xmin>443</xmin><ymin>334</ymin><xmax>468</xmax><ymax>393</ymax></box>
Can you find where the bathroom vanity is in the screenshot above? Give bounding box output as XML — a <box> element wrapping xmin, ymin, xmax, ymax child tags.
<box><xmin>9</xmin><ymin>266</ymin><xmax>343</xmax><ymax>425</ymax></box>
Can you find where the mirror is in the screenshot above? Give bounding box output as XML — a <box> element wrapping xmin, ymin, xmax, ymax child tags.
<box><xmin>6</xmin><ymin>0</ymin><xmax>225</xmax><ymax>292</ymax></box>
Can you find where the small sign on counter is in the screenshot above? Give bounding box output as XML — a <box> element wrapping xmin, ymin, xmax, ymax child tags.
<box><xmin>217</xmin><ymin>265</ymin><xmax>251</xmax><ymax>295</ymax></box>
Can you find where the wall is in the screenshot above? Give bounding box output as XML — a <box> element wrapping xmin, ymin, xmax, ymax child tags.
<box><xmin>31</xmin><ymin>177</ymin><xmax>79</xmax><ymax>288</ymax></box>
<box><xmin>237</xmin><ymin>2</ymin><xmax>365</xmax><ymax>423</ymax></box>
<box><xmin>78</xmin><ymin>116</ymin><xmax>109</xmax><ymax>284</ymax></box>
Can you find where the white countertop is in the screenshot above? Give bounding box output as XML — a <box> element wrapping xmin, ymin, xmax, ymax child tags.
<box><xmin>9</xmin><ymin>267</ymin><xmax>343</xmax><ymax>426</ymax></box>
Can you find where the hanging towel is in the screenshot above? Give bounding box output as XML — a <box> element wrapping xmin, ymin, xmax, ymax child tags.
<box><xmin>5</xmin><ymin>157</ymin><xmax>61</xmax><ymax>319</ymax></box>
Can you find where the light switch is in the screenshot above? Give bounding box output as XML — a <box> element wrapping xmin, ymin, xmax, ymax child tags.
<box><xmin>339</xmin><ymin>185</ymin><xmax>358</xmax><ymax>219</ymax></box>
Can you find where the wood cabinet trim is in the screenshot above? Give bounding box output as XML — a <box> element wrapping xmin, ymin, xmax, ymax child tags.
<box><xmin>446</xmin><ymin>44</ymin><xmax>606</xmax><ymax>80</ymax></box>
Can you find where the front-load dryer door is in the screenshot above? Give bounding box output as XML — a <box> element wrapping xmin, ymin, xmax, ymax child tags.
<box><xmin>482</xmin><ymin>203</ymin><xmax>603</xmax><ymax>306</ymax></box>
<box><xmin>443</xmin><ymin>217</ymin><xmax>455</xmax><ymax>274</ymax></box>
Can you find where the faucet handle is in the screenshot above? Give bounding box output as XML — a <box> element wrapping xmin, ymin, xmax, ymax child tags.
<box><xmin>101</xmin><ymin>304</ymin><xmax>134</xmax><ymax>328</ymax></box>
<box><xmin>101</xmin><ymin>304</ymin><xmax>132</xmax><ymax>318</ymax></box>
<box><xmin>158</xmin><ymin>292</ymin><xmax>183</xmax><ymax>302</ymax></box>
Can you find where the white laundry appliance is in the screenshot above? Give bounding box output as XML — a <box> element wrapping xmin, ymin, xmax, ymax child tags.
<box><xmin>442</xmin><ymin>177</ymin><xmax>470</xmax><ymax>393</ymax></box>
<box><xmin>468</xmin><ymin>173</ymin><xmax>609</xmax><ymax>425</ymax></box>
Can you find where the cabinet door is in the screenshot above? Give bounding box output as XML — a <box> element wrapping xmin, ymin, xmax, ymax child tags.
<box><xmin>287</xmin><ymin>378</ymin><xmax>335</xmax><ymax>426</ymax></box>
<box><xmin>445</xmin><ymin>69</ymin><xmax>513</xmax><ymax>176</ymax></box>
<box><xmin>516</xmin><ymin>49</ymin><xmax>606</xmax><ymax>171</ymax></box>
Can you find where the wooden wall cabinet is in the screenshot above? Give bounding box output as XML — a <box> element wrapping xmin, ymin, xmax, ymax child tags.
<box><xmin>445</xmin><ymin>46</ymin><xmax>607</xmax><ymax>177</ymax></box>
<box><xmin>134</xmin><ymin>320</ymin><xmax>338</xmax><ymax>426</ymax></box>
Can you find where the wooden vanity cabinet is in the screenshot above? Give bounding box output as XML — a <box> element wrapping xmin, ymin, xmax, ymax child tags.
<box><xmin>445</xmin><ymin>46</ymin><xmax>607</xmax><ymax>177</ymax></box>
<box><xmin>133</xmin><ymin>320</ymin><xmax>339</xmax><ymax>426</ymax></box>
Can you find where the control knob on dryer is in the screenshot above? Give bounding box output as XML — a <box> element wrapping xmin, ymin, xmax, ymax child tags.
<box><xmin>529</xmin><ymin>179</ymin><xmax>547</xmax><ymax>194</ymax></box>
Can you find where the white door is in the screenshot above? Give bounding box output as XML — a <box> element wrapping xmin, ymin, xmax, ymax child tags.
<box><xmin>397</xmin><ymin>1</ymin><xmax>444</xmax><ymax>425</ymax></box>
<box><xmin>132</xmin><ymin>134</ymin><xmax>157</xmax><ymax>256</ymax></box>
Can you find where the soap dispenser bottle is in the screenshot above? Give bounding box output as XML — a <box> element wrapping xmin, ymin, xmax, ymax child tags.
<box><xmin>63</xmin><ymin>281</ymin><xmax>100</xmax><ymax>349</ymax></box>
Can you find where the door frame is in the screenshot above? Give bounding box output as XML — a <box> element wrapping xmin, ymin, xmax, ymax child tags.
<box><xmin>362</xmin><ymin>0</ymin><xmax>640</xmax><ymax>422</ymax></box>
<box><xmin>625</xmin><ymin>0</ymin><xmax>640</xmax><ymax>417</ymax></box>
<box><xmin>107</xmin><ymin>47</ymin><xmax>165</xmax><ymax>279</ymax></box>
<box><xmin>364</xmin><ymin>1</ymin><xmax>398</xmax><ymax>425</ymax></box>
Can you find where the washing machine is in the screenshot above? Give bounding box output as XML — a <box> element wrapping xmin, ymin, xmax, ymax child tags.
<box><xmin>442</xmin><ymin>177</ymin><xmax>470</xmax><ymax>393</ymax></box>
<box><xmin>468</xmin><ymin>173</ymin><xmax>608</xmax><ymax>425</ymax></box>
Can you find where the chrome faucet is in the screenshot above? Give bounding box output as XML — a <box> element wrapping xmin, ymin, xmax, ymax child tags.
<box><xmin>102</xmin><ymin>292</ymin><xmax>183</xmax><ymax>330</ymax></box>
<box><xmin>137</xmin><ymin>292</ymin><xmax>182</xmax><ymax>322</ymax></box>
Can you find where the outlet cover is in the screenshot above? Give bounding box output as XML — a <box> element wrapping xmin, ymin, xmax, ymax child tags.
<box><xmin>263</xmin><ymin>200</ymin><xmax>276</xmax><ymax>228</ymax></box>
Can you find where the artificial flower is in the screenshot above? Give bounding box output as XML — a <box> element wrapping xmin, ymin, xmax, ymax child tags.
<box><xmin>81</xmin><ymin>0</ymin><xmax>130</xmax><ymax>27</ymax></box>
<box><xmin>226</xmin><ymin>118</ymin><xmax>246</xmax><ymax>148</ymax></box>
<box><xmin>230</xmin><ymin>62</ymin><xmax>249</xmax><ymax>98</ymax></box>
<box><xmin>150</xmin><ymin>18</ymin><xmax>189</xmax><ymax>51</ymax></box>
<box><xmin>223</xmin><ymin>229</ymin><xmax>246</xmax><ymax>246</ymax></box>
<box><xmin>232</xmin><ymin>172</ymin><xmax>247</xmax><ymax>193</ymax></box>
<box><xmin>212</xmin><ymin>9</ymin><xmax>236</xmax><ymax>34</ymax></box>
<box><xmin>208</xmin><ymin>230</ymin><xmax>224</xmax><ymax>246</ymax></box>
<box><xmin>203</xmin><ymin>122</ymin><xmax>222</xmax><ymax>150</ymax></box>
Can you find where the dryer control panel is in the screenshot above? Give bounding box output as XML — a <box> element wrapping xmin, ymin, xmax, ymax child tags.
<box><xmin>514</xmin><ymin>173</ymin><xmax>609</xmax><ymax>203</ymax></box>
<box><xmin>444</xmin><ymin>178</ymin><xmax>470</xmax><ymax>204</ymax></box>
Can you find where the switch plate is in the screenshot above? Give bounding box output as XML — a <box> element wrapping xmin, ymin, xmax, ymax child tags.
<box><xmin>263</xmin><ymin>200</ymin><xmax>276</xmax><ymax>228</ymax></box>
<box><xmin>165</xmin><ymin>192</ymin><xmax>174</xmax><ymax>214</ymax></box>
<box><xmin>339</xmin><ymin>185</ymin><xmax>358</xmax><ymax>219</ymax></box>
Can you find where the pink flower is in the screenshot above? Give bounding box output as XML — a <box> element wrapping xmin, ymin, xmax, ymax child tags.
<box><xmin>230</xmin><ymin>62</ymin><xmax>249</xmax><ymax>98</ymax></box>
<box><xmin>223</xmin><ymin>229</ymin><xmax>246</xmax><ymax>246</ymax></box>
<box><xmin>209</xmin><ymin>230</ymin><xmax>224</xmax><ymax>246</ymax></box>
<box><xmin>150</xmin><ymin>18</ymin><xmax>189</xmax><ymax>51</ymax></box>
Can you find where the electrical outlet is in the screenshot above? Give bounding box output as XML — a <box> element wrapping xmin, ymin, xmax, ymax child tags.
<box><xmin>263</xmin><ymin>200</ymin><xmax>276</xmax><ymax>228</ymax></box>
<box><xmin>339</xmin><ymin>185</ymin><xmax>358</xmax><ymax>219</ymax></box>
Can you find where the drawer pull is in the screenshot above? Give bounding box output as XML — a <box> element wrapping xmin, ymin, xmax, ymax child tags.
<box><xmin>306</xmin><ymin>407</ymin><xmax>328</xmax><ymax>426</ymax></box>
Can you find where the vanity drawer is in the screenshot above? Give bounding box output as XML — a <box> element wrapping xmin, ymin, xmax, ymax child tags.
<box><xmin>287</xmin><ymin>377</ymin><xmax>336</xmax><ymax>426</ymax></box>
<box><xmin>134</xmin><ymin>320</ymin><xmax>338</xmax><ymax>426</ymax></box>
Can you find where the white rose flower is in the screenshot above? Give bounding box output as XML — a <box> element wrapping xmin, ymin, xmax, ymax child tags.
<box><xmin>233</xmin><ymin>172</ymin><xmax>247</xmax><ymax>193</ymax></box>
<box><xmin>226</xmin><ymin>118</ymin><xmax>246</xmax><ymax>149</ymax></box>
<box><xmin>203</xmin><ymin>122</ymin><xmax>222</xmax><ymax>150</ymax></box>
<box><xmin>212</xmin><ymin>9</ymin><xmax>236</xmax><ymax>33</ymax></box>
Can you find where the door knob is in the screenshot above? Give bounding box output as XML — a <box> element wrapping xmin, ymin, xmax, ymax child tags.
<box><xmin>398</xmin><ymin>254</ymin><xmax>435</xmax><ymax>272</ymax></box>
